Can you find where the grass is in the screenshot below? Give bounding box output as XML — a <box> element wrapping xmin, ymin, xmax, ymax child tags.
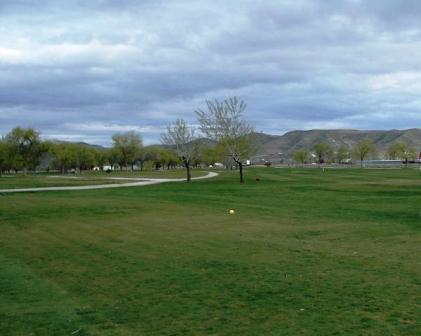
<box><xmin>84</xmin><ymin>168</ymin><xmax>207</xmax><ymax>179</ymax></box>
<box><xmin>0</xmin><ymin>176</ymin><xmax>122</xmax><ymax>189</ymax></box>
<box><xmin>0</xmin><ymin>167</ymin><xmax>420</xmax><ymax>335</ymax></box>
<box><xmin>0</xmin><ymin>169</ymin><xmax>207</xmax><ymax>189</ymax></box>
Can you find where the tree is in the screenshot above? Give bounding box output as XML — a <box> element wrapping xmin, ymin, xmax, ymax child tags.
<box><xmin>112</xmin><ymin>131</ymin><xmax>142</xmax><ymax>170</ymax></box>
<box><xmin>388</xmin><ymin>143</ymin><xmax>401</xmax><ymax>160</ymax></box>
<box><xmin>136</xmin><ymin>149</ymin><xmax>148</xmax><ymax>171</ymax></box>
<box><xmin>196</xmin><ymin>97</ymin><xmax>255</xmax><ymax>183</ymax></box>
<box><xmin>5</xmin><ymin>127</ymin><xmax>44</xmax><ymax>174</ymax></box>
<box><xmin>50</xmin><ymin>143</ymin><xmax>77</xmax><ymax>173</ymax></box>
<box><xmin>402</xmin><ymin>147</ymin><xmax>417</xmax><ymax>167</ymax></box>
<box><xmin>49</xmin><ymin>143</ymin><xmax>97</xmax><ymax>173</ymax></box>
<box><xmin>107</xmin><ymin>148</ymin><xmax>121</xmax><ymax>170</ymax></box>
<box><xmin>336</xmin><ymin>145</ymin><xmax>349</xmax><ymax>164</ymax></box>
<box><xmin>201</xmin><ymin>144</ymin><xmax>225</xmax><ymax>167</ymax></box>
<box><xmin>327</xmin><ymin>146</ymin><xmax>335</xmax><ymax>163</ymax></box>
<box><xmin>388</xmin><ymin>142</ymin><xmax>417</xmax><ymax>167</ymax></box>
<box><xmin>75</xmin><ymin>145</ymin><xmax>97</xmax><ymax>172</ymax></box>
<box><xmin>0</xmin><ymin>139</ymin><xmax>9</xmax><ymax>175</ymax></box>
<box><xmin>293</xmin><ymin>149</ymin><xmax>309</xmax><ymax>167</ymax></box>
<box><xmin>160</xmin><ymin>149</ymin><xmax>180</xmax><ymax>170</ymax></box>
<box><xmin>94</xmin><ymin>149</ymin><xmax>108</xmax><ymax>170</ymax></box>
<box><xmin>142</xmin><ymin>146</ymin><xmax>163</xmax><ymax>170</ymax></box>
<box><xmin>352</xmin><ymin>139</ymin><xmax>376</xmax><ymax>168</ymax></box>
<box><xmin>161</xmin><ymin>119</ymin><xmax>198</xmax><ymax>182</ymax></box>
<box><xmin>314</xmin><ymin>143</ymin><xmax>333</xmax><ymax>164</ymax></box>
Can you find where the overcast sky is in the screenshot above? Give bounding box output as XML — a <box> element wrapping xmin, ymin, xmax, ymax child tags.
<box><xmin>1</xmin><ymin>0</ymin><xmax>421</xmax><ymax>145</ymax></box>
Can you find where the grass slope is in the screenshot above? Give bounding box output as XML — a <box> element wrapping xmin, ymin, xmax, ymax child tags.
<box><xmin>0</xmin><ymin>168</ymin><xmax>420</xmax><ymax>335</ymax></box>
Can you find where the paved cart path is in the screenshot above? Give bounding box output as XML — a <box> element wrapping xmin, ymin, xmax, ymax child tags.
<box><xmin>0</xmin><ymin>172</ymin><xmax>219</xmax><ymax>194</ymax></box>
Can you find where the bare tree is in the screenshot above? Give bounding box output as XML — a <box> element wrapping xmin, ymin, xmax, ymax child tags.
<box><xmin>161</xmin><ymin>119</ymin><xmax>197</xmax><ymax>182</ymax></box>
<box><xmin>196</xmin><ymin>97</ymin><xmax>255</xmax><ymax>183</ymax></box>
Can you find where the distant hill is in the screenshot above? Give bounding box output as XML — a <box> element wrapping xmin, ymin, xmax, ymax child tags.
<box><xmin>50</xmin><ymin>140</ymin><xmax>106</xmax><ymax>150</ymax></box>
<box><xmin>52</xmin><ymin>129</ymin><xmax>421</xmax><ymax>163</ymax></box>
<box><xmin>144</xmin><ymin>137</ymin><xmax>216</xmax><ymax>152</ymax></box>
<box><xmin>74</xmin><ymin>142</ymin><xmax>106</xmax><ymax>150</ymax></box>
<box><xmin>253</xmin><ymin>129</ymin><xmax>421</xmax><ymax>163</ymax></box>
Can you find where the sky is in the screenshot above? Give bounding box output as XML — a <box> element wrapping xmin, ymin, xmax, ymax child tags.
<box><xmin>1</xmin><ymin>0</ymin><xmax>421</xmax><ymax>145</ymax></box>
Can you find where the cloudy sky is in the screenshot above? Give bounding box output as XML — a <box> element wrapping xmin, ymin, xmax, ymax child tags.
<box><xmin>1</xmin><ymin>0</ymin><xmax>421</xmax><ymax>145</ymax></box>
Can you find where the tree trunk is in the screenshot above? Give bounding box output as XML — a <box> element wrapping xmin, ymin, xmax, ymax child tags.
<box><xmin>239</xmin><ymin>162</ymin><xmax>244</xmax><ymax>183</ymax></box>
<box><xmin>185</xmin><ymin>161</ymin><xmax>191</xmax><ymax>182</ymax></box>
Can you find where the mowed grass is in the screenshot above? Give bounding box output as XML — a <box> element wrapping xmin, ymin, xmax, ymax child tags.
<box><xmin>0</xmin><ymin>168</ymin><xmax>420</xmax><ymax>335</ymax></box>
<box><xmin>0</xmin><ymin>176</ymin><xmax>124</xmax><ymax>189</ymax></box>
<box><xmin>84</xmin><ymin>169</ymin><xmax>207</xmax><ymax>179</ymax></box>
<box><xmin>0</xmin><ymin>170</ymin><xmax>206</xmax><ymax>189</ymax></box>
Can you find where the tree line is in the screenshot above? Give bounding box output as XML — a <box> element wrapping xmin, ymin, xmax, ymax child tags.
<box><xmin>292</xmin><ymin>139</ymin><xmax>419</xmax><ymax>167</ymax></box>
<box><xmin>2</xmin><ymin>96</ymin><xmax>418</xmax><ymax>182</ymax></box>
<box><xmin>0</xmin><ymin>129</ymin><xmax>208</xmax><ymax>175</ymax></box>
<box><xmin>0</xmin><ymin>97</ymin><xmax>256</xmax><ymax>183</ymax></box>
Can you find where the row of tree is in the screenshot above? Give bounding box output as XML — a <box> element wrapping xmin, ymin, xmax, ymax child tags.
<box><xmin>49</xmin><ymin>142</ymin><xmax>180</xmax><ymax>174</ymax></box>
<box><xmin>292</xmin><ymin>139</ymin><xmax>419</xmax><ymax>167</ymax></box>
<box><xmin>0</xmin><ymin>97</ymin><xmax>255</xmax><ymax>183</ymax></box>
<box><xmin>0</xmin><ymin>132</ymin><xmax>192</xmax><ymax>175</ymax></box>
<box><xmin>2</xmin><ymin>97</ymin><xmax>419</xmax><ymax>182</ymax></box>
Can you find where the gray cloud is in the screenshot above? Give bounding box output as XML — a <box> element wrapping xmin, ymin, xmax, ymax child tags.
<box><xmin>1</xmin><ymin>0</ymin><xmax>421</xmax><ymax>145</ymax></box>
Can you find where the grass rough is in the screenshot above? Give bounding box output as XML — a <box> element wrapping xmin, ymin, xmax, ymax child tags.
<box><xmin>0</xmin><ymin>168</ymin><xmax>420</xmax><ymax>335</ymax></box>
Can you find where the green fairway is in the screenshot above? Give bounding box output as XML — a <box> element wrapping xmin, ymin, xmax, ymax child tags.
<box><xmin>0</xmin><ymin>170</ymin><xmax>207</xmax><ymax>189</ymax></box>
<box><xmin>84</xmin><ymin>169</ymin><xmax>208</xmax><ymax>180</ymax></box>
<box><xmin>0</xmin><ymin>168</ymin><xmax>420</xmax><ymax>335</ymax></box>
<box><xmin>0</xmin><ymin>175</ymin><xmax>124</xmax><ymax>189</ymax></box>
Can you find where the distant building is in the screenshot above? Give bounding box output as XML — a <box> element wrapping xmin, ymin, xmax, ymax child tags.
<box><xmin>92</xmin><ymin>165</ymin><xmax>115</xmax><ymax>171</ymax></box>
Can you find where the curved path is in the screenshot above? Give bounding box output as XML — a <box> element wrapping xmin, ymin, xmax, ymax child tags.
<box><xmin>0</xmin><ymin>172</ymin><xmax>219</xmax><ymax>194</ymax></box>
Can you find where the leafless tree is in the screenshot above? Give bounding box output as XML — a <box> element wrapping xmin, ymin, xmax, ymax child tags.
<box><xmin>196</xmin><ymin>97</ymin><xmax>255</xmax><ymax>183</ymax></box>
<box><xmin>161</xmin><ymin>119</ymin><xmax>197</xmax><ymax>182</ymax></box>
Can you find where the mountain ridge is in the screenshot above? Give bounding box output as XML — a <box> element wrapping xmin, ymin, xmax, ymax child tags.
<box><xmin>253</xmin><ymin>128</ymin><xmax>421</xmax><ymax>162</ymax></box>
<box><xmin>53</xmin><ymin>128</ymin><xmax>421</xmax><ymax>160</ymax></box>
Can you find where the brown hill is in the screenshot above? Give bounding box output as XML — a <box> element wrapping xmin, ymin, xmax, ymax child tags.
<box><xmin>253</xmin><ymin>129</ymin><xmax>421</xmax><ymax>162</ymax></box>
